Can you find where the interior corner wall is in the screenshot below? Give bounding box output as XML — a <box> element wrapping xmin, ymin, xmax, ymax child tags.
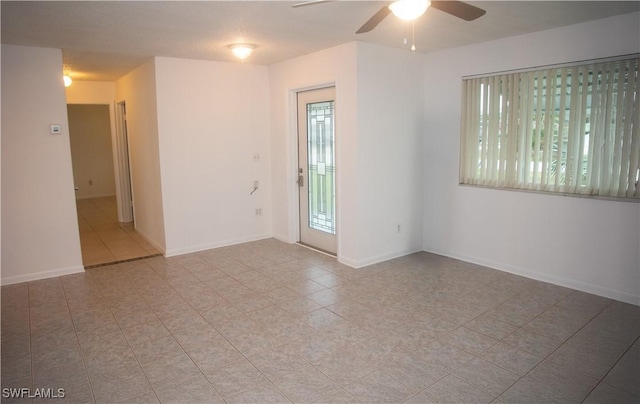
<box><xmin>115</xmin><ymin>59</ymin><xmax>166</xmax><ymax>253</ymax></box>
<box><xmin>153</xmin><ymin>57</ymin><xmax>271</xmax><ymax>256</ymax></box>
<box><xmin>422</xmin><ymin>12</ymin><xmax>640</xmax><ymax>305</ymax></box>
<box><xmin>354</xmin><ymin>42</ymin><xmax>424</xmax><ymax>266</ymax></box>
<box><xmin>1</xmin><ymin>44</ymin><xmax>84</xmax><ymax>284</ymax></box>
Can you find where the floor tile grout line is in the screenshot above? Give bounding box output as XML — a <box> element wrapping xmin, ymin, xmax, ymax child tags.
<box><xmin>77</xmin><ymin>197</ymin><xmax>160</xmax><ymax>267</ymax></box>
<box><xmin>492</xmin><ymin>298</ymin><xmax>620</xmax><ymax>402</ymax></box>
<box><xmin>126</xmin><ymin>259</ymin><xmax>229</xmax><ymax>401</ymax></box>
<box><xmin>148</xmin><ymin>254</ymin><xmax>376</xmax><ymax>402</ymax></box>
<box><xmin>93</xmin><ymin>262</ymin><xmax>165</xmax><ymax>404</ymax></box>
<box><xmin>579</xmin><ymin>333</ymin><xmax>640</xmax><ymax>403</ymax></box>
<box><xmin>58</xmin><ymin>278</ymin><xmax>97</xmax><ymax>404</ymax></box>
<box><xmin>13</xmin><ymin>242</ymin><xmax>638</xmax><ymax>404</ymax></box>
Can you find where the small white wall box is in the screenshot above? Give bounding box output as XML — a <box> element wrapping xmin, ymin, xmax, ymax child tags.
<box><xmin>50</xmin><ymin>124</ymin><xmax>62</xmax><ymax>135</ymax></box>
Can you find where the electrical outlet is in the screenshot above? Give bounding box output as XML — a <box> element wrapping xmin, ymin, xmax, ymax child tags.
<box><xmin>253</xmin><ymin>153</ymin><xmax>261</xmax><ymax>162</ymax></box>
<box><xmin>255</xmin><ymin>208</ymin><xmax>262</xmax><ymax>216</ymax></box>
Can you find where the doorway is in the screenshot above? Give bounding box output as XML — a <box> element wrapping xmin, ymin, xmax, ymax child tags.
<box><xmin>297</xmin><ymin>87</ymin><xmax>337</xmax><ymax>255</ymax></box>
<box><xmin>68</xmin><ymin>103</ymin><xmax>156</xmax><ymax>267</ymax></box>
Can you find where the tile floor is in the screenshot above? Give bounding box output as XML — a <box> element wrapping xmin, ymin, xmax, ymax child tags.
<box><xmin>1</xmin><ymin>239</ymin><xmax>639</xmax><ymax>403</ymax></box>
<box><xmin>76</xmin><ymin>197</ymin><xmax>159</xmax><ymax>267</ymax></box>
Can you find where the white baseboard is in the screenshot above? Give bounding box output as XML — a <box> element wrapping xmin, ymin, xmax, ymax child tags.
<box><xmin>1</xmin><ymin>265</ymin><xmax>85</xmax><ymax>286</ymax></box>
<box><xmin>339</xmin><ymin>247</ymin><xmax>423</xmax><ymax>269</ymax></box>
<box><xmin>424</xmin><ymin>247</ymin><xmax>640</xmax><ymax>306</ymax></box>
<box><xmin>164</xmin><ymin>234</ymin><xmax>273</xmax><ymax>257</ymax></box>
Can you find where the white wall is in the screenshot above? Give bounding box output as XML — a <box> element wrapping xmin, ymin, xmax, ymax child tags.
<box><xmin>354</xmin><ymin>42</ymin><xmax>424</xmax><ymax>266</ymax></box>
<box><xmin>154</xmin><ymin>57</ymin><xmax>271</xmax><ymax>256</ymax></box>
<box><xmin>422</xmin><ymin>13</ymin><xmax>640</xmax><ymax>304</ymax></box>
<box><xmin>116</xmin><ymin>59</ymin><xmax>167</xmax><ymax>252</ymax></box>
<box><xmin>1</xmin><ymin>45</ymin><xmax>84</xmax><ymax>284</ymax></box>
<box><xmin>269</xmin><ymin>42</ymin><xmax>424</xmax><ymax>267</ymax></box>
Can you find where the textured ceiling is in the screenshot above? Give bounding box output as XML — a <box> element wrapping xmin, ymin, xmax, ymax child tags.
<box><xmin>2</xmin><ymin>1</ymin><xmax>639</xmax><ymax>81</ymax></box>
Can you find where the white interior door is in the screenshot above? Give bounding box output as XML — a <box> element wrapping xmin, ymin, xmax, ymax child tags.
<box><xmin>297</xmin><ymin>87</ymin><xmax>337</xmax><ymax>255</ymax></box>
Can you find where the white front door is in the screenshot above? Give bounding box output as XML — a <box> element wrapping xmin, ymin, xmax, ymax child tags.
<box><xmin>297</xmin><ymin>87</ymin><xmax>337</xmax><ymax>255</ymax></box>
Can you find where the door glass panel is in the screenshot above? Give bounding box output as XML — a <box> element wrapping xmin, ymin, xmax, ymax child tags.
<box><xmin>307</xmin><ymin>101</ymin><xmax>336</xmax><ymax>235</ymax></box>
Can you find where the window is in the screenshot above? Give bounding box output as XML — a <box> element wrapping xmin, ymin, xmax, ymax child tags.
<box><xmin>460</xmin><ymin>56</ymin><xmax>640</xmax><ymax>200</ymax></box>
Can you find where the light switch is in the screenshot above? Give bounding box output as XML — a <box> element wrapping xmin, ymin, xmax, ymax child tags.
<box><xmin>50</xmin><ymin>124</ymin><xmax>62</xmax><ymax>135</ymax></box>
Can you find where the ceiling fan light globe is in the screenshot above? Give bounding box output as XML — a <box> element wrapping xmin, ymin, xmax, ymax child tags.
<box><xmin>388</xmin><ymin>0</ymin><xmax>430</xmax><ymax>21</ymax></box>
<box><xmin>229</xmin><ymin>44</ymin><xmax>255</xmax><ymax>60</ymax></box>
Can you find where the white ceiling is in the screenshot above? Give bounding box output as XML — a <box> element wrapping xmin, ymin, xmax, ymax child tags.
<box><xmin>2</xmin><ymin>1</ymin><xmax>639</xmax><ymax>81</ymax></box>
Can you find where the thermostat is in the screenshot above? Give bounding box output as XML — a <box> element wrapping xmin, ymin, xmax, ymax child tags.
<box><xmin>50</xmin><ymin>124</ymin><xmax>62</xmax><ymax>135</ymax></box>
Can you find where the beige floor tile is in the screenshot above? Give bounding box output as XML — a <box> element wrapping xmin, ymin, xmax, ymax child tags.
<box><xmin>76</xmin><ymin>197</ymin><xmax>159</xmax><ymax>267</ymax></box>
<box><xmin>188</xmin><ymin>340</ymin><xmax>244</xmax><ymax>372</ymax></box>
<box><xmin>154</xmin><ymin>374</ymin><xmax>224</xmax><ymax>404</ymax></box>
<box><xmin>501</xmin><ymin>328</ymin><xmax>563</xmax><ymax>357</ymax></box>
<box><xmin>271</xmin><ymin>365</ymin><xmax>338</xmax><ymax>403</ymax></box>
<box><xmin>141</xmin><ymin>353</ymin><xmax>202</xmax><ymax>391</ymax></box>
<box><xmin>343</xmin><ymin>370</ymin><xmax>414</xmax><ymax>404</ymax></box>
<box><xmin>421</xmin><ymin>374</ymin><xmax>495</xmax><ymax>404</ymax></box>
<box><xmin>248</xmin><ymin>346</ymin><xmax>310</xmax><ymax>380</ymax></box>
<box><xmin>583</xmin><ymin>382</ymin><xmax>640</xmax><ymax>404</ymax></box>
<box><xmin>453</xmin><ymin>357</ymin><xmax>520</xmax><ymax>397</ymax></box>
<box><xmin>131</xmin><ymin>335</ymin><xmax>185</xmax><ymax>365</ymax></box>
<box><xmin>523</xmin><ymin>360</ymin><xmax>600</xmax><ymax>402</ymax></box>
<box><xmin>602</xmin><ymin>339</ymin><xmax>640</xmax><ymax>396</ymax></box>
<box><xmin>311</xmin><ymin>388</ymin><xmax>361</xmax><ymax>403</ymax></box>
<box><xmin>91</xmin><ymin>365</ymin><xmax>152</xmax><ymax>404</ymax></box>
<box><xmin>381</xmin><ymin>353</ymin><xmax>450</xmax><ymax>392</ymax></box>
<box><xmin>205</xmin><ymin>358</ymin><xmax>268</xmax><ymax>398</ymax></box>
<box><xmin>479</xmin><ymin>342</ymin><xmax>543</xmax><ymax>377</ymax></box>
<box><xmin>3</xmin><ymin>239</ymin><xmax>639</xmax><ymax>404</ymax></box>
<box><xmin>441</xmin><ymin>326</ymin><xmax>499</xmax><ymax>355</ymax></box>
<box><xmin>225</xmin><ymin>381</ymin><xmax>292</xmax><ymax>404</ymax></box>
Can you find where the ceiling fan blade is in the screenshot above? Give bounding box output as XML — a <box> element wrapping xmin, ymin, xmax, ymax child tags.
<box><xmin>292</xmin><ymin>0</ymin><xmax>331</xmax><ymax>8</ymax></box>
<box><xmin>430</xmin><ymin>1</ymin><xmax>486</xmax><ymax>21</ymax></box>
<box><xmin>356</xmin><ymin>5</ymin><xmax>392</xmax><ymax>34</ymax></box>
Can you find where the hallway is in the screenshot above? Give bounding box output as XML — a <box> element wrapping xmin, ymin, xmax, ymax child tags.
<box><xmin>76</xmin><ymin>197</ymin><xmax>160</xmax><ymax>267</ymax></box>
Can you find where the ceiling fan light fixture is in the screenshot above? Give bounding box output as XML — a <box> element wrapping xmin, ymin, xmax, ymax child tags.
<box><xmin>388</xmin><ymin>0</ymin><xmax>430</xmax><ymax>21</ymax></box>
<box><xmin>229</xmin><ymin>43</ymin><xmax>255</xmax><ymax>60</ymax></box>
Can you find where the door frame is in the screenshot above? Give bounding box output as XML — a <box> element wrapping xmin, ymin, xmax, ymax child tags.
<box><xmin>287</xmin><ymin>83</ymin><xmax>339</xmax><ymax>255</ymax></box>
<box><xmin>114</xmin><ymin>101</ymin><xmax>134</xmax><ymax>223</ymax></box>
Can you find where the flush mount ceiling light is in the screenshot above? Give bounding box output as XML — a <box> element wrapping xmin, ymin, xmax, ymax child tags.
<box><xmin>388</xmin><ymin>0</ymin><xmax>431</xmax><ymax>20</ymax></box>
<box><xmin>229</xmin><ymin>43</ymin><xmax>256</xmax><ymax>60</ymax></box>
<box><xmin>63</xmin><ymin>75</ymin><xmax>72</xmax><ymax>87</ymax></box>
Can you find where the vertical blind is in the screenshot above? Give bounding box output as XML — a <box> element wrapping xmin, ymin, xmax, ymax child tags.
<box><xmin>460</xmin><ymin>57</ymin><xmax>640</xmax><ymax>199</ymax></box>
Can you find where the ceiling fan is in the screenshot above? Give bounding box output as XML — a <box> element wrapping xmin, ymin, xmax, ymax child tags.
<box><xmin>293</xmin><ymin>0</ymin><xmax>486</xmax><ymax>34</ymax></box>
